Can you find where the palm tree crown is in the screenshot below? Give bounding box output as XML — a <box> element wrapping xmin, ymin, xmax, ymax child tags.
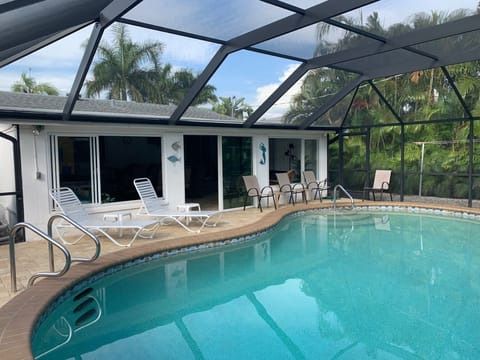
<box><xmin>85</xmin><ymin>24</ymin><xmax>163</xmax><ymax>101</ymax></box>
<box><xmin>11</xmin><ymin>72</ymin><xmax>59</xmax><ymax>95</ymax></box>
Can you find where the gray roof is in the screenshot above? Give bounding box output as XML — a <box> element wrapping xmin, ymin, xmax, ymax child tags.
<box><xmin>0</xmin><ymin>91</ymin><xmax>238</xmax><ymax>124</ymax></box>
<box><xmin>1</xmin><ymin>1</ymin><xmax>480</xmax><ymax>130</ymax></box>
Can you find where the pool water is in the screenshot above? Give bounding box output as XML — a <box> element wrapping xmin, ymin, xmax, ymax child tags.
<box><xmin>32</xmin><ymin>210</ymin><xmax>480</xmax><ymax>359</ymax></box>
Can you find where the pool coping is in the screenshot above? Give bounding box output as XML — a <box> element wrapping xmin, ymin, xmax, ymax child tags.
<box><xmin>2</xmin><ymin>200</ymin><xmax>480</xmax><ymax>359</ymax></box>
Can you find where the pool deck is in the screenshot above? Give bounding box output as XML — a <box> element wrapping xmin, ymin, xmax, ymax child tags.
<box><xmin>1</xmin><ymin>199</ymin><xmax>480</xmax><ymax>359</ymax></box>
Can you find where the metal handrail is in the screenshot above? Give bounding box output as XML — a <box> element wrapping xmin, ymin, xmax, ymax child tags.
<box><xmin>9</xmin><ymin>215</ymin><xmax>101</xmax><ymax>293</ymax></box>
<box><xmin>48</xmin><ymin>214</ymin><xmax>101</xmax><ymax>264</ymax></box>
<box><xmin>333</xmin><ymin>184</ymin><xmax>355</xmax><ymax>210</ymax></box>
<box><xmin>9</xmin><ymin>222</ymin><xmax>71</xmax><ymax>293</ymax></box>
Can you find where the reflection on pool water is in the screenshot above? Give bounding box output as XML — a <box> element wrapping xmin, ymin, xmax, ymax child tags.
<box><xmin>32</xmin><ymin>210</ymin><xmax>480</xmax><ymax>359</ymax></box>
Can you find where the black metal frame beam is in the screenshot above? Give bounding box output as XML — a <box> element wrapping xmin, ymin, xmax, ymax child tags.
<box><xmin>0</xmin><ymin>127</ymin><xmax>24</xmax><ymax>227</ymax></box>
<box><xmin>243</xmin><ymin>63</ymin><xmax>312</xmax><ymax>127</ymax></box>
<box><xmin>338</xmin><ymin>85</ymin><xmax>359</xmax><ymax>129</ymax></box>
<box><xmin>169</xmin><ymin>0</ymin><xmax>378</xmax><ymax>124</ymax></box>
<box><xmin>63</xmin><ymin>0</ymin><xmax>142</xmax><ymax>120</ymax></box>
<box><xmin>0</xmin><ymin>0</ymin><xmax>45</xmax><ymax>14</ymax></box>
<box><xmin>244</xmin><ymin>15</ymin><xmax>480</xmax><ymax>128</ymax></box>
<box><xmin>369</xmin><ymin>81</ymin><xmax>403</xmax><ymax>124</ymax></box>
<box><xmin>0</xmin><ymin>23</ymin><xmax>89</xmax><ymax>67</ymax></box>
<box><xmin>441</xmin><ymin>66</ymin><xmax>473</xmax><ymax>120</ymax></box>
<box><xmin>300</xmin><ymin>75</ymin><xmax>366</xmax><ymax>129</ymax></box>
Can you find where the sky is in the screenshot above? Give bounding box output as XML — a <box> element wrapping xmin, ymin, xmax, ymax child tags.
<box><xmin>0</xmin><ymin>0</ymin><xmax>477</xmax><ymax>120</ymax></box>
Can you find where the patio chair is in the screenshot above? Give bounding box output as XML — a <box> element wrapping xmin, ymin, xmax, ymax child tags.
<box><xmin>276</xmin><ymin>172</ymin><xmax>307</xmax><ymax>206</ymax></box>
<box><xmin>49</xmin><ymin>187</ymin><xmax>160</xmax><ymax>247</ymax></box>
<box><xmin>133</xmin><ymin>177</ymin><xmax>223</xmax><ymax>233</ymax></box>
<box><xmin>303</xmin><ymin>171</ymin><xmax>329</xmax><ymax>201</ymax></box>
<box><xmin>363</xmin><ymin>170</ymin><xmax>393</xmax><ymax>201</ymax></box>
<box><xmin>242</xmin><ymin>175</ymin><xmax>277</xmax><ymax>212</ymax></box>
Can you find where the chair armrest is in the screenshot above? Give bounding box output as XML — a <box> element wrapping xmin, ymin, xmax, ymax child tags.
<box><xmin>320</xmin><ymin>179</ymin><xmax>330</xmax><ymax>189</ymax></box>
<box><xmin>279</xmin><ymin>184</ymin><xmax>292</xmax><ymax>192</ymax></box>
<box><xmin>246</xmin><ymin>187</ymin><xmax>260</xmax><ymax>196</ymax></box>
<box><xmin>260</xmin><ymin>185</ymin><xmax>274</xmax><ymax>195</ymax></box>
<box><xmin>292</xmin><ymin>183</ymin><xmax>305</xmax><ymax>191</ymax></box>
<box><xmin>381</xmin><ymin>181</ymin><xmax>390</xmax><ymax>190</ymax></box>
<box><xmin>306</xmin><ymin>181</ymin><xmax>318</xmax><ymax>190</ymax></box>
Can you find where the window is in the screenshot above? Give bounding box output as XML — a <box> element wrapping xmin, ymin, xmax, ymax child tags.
<box><xmin>99</xmin><ymin>136</ymin><xmax>162</xmax><ymax>202</ymax></box>
<box><xmin>54</xmin><ymin>136</ymin><xmax>95</xmax><ymax>203</ymax></box>
<box><xmin>51</xmin><ymin>135</ymin><xmax>162</xmax><ymax>204</ymax></box>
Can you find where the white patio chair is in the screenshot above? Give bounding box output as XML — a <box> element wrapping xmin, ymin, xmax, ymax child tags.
<box><xmin>303</xmin><ymin>170</ymin><xmax>329</xmax><ymax>202</ymax></box>
<box><xmin>242</xmin><ymin>175</ymin><xmax>276</xmax><ymax>212</ymax></box>
<box><xmin>133</xmin><ymin>178</ymin><xmax>223</xmax><ymax>233</ymax></box>
<box><xmin>276</xmin><ymin>172</ymin><xmax>307</xmax><ymax>205</ymax></box>
<box><xmin>363</xmin><ymin>170</ymin><xmax>393</xmax><ymax>201</ymax></box>
<box><xmin>50</xmin><ymin>187</ymin><xmax>160</xmax><ymax>247</ymax></box>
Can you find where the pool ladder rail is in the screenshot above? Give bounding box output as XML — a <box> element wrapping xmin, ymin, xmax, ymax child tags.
<box><xmin>332</xmin><ymin>184</ymin><xmax>355</xmax><ymax>210</ymax></box>
<box><xmin>9</xmin><ymin>213</ymin><xmax>101</xmax><ymax>293</ymax></box>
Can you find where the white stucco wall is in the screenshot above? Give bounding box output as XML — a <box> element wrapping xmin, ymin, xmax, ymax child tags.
<box><xmin>11</xmin><ymin>122</ymin><xmax>330</xmax><ymax>235</ymax></box>
<box><xmin>162</xmin><ymin>133</ymin><xmax>185</xmax><ymax>207</ymax></box>
<box><xmin>19</xmin><ymin>125</ymin><xmax>51</xmax><ymax>232</ymax></box>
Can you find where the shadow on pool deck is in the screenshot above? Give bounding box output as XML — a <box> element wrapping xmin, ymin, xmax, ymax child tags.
<box><xmin>1</xmin><ymin>198</ymin><xmax>480</xmax><ymax>359</ymax></box>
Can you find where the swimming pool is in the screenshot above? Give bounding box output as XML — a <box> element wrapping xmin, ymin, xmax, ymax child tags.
<box><xmin>32</xmin><ymin>208</ymin><xmax>480</xmax><ymax>359</ymax></box>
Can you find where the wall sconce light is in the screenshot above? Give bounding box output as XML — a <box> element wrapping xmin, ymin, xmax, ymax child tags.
<box><xmin>32</xmin><ymin>125</ymin><xmax>43</xmax><ymax>135</ymax></box>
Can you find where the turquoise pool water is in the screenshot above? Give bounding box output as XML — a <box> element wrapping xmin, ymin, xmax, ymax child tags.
<box><xmin>32</xmin><ymin>209</ymin><xmax>480</xmax><ymax>359</ymax></box>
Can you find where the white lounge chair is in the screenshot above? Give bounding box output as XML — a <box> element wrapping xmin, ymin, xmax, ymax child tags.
<box><xmin>133</xmin><ymin>177</ymin><xmax>223</xmax><ymax>233</ymax></box>
<box><xmin>49</xmin><ymin>187</ymin><xmax>160</xmax><ymax>247</ymax></box>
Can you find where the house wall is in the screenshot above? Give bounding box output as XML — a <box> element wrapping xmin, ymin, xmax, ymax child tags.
<box><xmin>10</xmin><ymin>122</ymin><xmax>328</xmax><ymax>239</ymax></box>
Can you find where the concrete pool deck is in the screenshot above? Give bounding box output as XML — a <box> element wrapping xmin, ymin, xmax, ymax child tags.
<box><xmin>1</xmin><ymin>199</ymin><xmax>480</xmax><ymax>359</ymax></box>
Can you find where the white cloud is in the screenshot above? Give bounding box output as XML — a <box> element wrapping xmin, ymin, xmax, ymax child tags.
<box><xmin>255</xmin><ymin>63</ymin><xmax>303</xmax><ymax>120</ymax></box>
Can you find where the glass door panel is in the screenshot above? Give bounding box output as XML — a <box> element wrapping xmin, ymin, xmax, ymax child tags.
<box><xmin>304</xmin><ymin>139</ymin><xmax>318</xmax><ymax>175</ymax></box>
<box><xmin>57</xmin><ymin>137</ymin><xmax>93</xmax><ymax>203</ymax></box>
<box><xmin>222</xmin><ymin>137</ymin><xmax>252</xmax><ymax>209</ymax></box>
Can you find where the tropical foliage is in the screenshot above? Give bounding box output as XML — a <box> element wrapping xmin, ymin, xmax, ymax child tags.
<box><xmin>85</xmin><ymin>24</ymin><xmax>162</xmax><ymax>101</ymax></box>
<box><xmin>285</xmin><ymin>9</ymin><xmax>480</xmax><ymax>199</ymax></box>
<box><xmin>210</xmin><ymin>96</ymin><xmax>253</xmax><ymax>119</ymax></box>
<box><xmin>85</xmin><ymin>24</ymin><xmax>218</xmax><ymax>106</ymax></box>
<box><xmin>11</xmin><ymin>71</ymin><xmax>59</xmax><ymax>95</ymax></box>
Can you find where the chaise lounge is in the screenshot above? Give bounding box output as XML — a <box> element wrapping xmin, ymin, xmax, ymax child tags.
<box><xmin>133</xmin><ymin>177</ymin><xmax>223</xmax><ymax>233</ymax></box>
<box><xmin>50</xmin><ymin>187</ymin><xmax>161</xmax><ymax>247</ymax></box>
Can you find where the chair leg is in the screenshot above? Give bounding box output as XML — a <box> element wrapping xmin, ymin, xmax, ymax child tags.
<box><xmin>257</xmin><ymin>195</ymin><xmax>263</xmax><ymax>212</ymax></box>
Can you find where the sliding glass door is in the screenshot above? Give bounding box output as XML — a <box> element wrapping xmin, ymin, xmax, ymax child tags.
<box><xmin>222</xmin><ymin>136</ymin><xmax>252</xmax><ymax>209</ymax></box>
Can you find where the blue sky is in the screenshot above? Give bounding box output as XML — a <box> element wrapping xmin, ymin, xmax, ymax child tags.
<box><xmin>0</xmin><ymin>0</ymin><xmax>476</xmax><ymax>120</ymax></box>
<box><xmin>0</xmin><ymin>23</ymin><xmax>300</xmax><ymax>118</ymax></box>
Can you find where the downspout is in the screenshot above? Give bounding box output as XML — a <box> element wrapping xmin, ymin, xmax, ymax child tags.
<box><xmin>0</xmin><ymin>125</ymin><xmax>25</xmax><ymax>240</ymax></box>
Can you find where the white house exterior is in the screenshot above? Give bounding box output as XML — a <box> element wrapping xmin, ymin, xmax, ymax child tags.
<box><xmin>0</xmin><ymin>92</ymin><xmax>329</xmax><ymax>237</ymax></box>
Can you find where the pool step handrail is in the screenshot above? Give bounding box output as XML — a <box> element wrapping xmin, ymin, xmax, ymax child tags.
<box><xmin>333</xmin><ymin>184</ymin><xmax>355</xmax><ymax>210</ymax></box>
<box><xmin>48</xmin><ymin>213</ymin><xmax>101</xmax><ymax>264</ymax></box>
<box><xmin>9</xmin><ymin>214</ymin><xmax>101</xmax><ymax>293</ymax></box>
<box><xmin>9</xmin><ymin>222</ymin><xmax>71</xmax><ymax>293</ymax></box>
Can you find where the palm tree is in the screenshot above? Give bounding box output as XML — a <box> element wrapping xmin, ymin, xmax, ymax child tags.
<box><xmin>166</xmin><ymin>69</ymin><xmax>217</xmax><ymax>105</ymax></box>
<box><xmin>211</xmin><ymin>96</ymin><xmax>253</xmax><ymax>119</ymax></box>
<box><xmin>11</xmin><ymin>71</ymin><xmax>59</xmax><ymax>95</ymax></box>
<box><xmin>85</xmin><ymin>24</ymin><xmax>163</xmax><ymax>101</ymax></box>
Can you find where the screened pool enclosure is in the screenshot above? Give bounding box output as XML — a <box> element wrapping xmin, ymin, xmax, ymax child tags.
<box><xmin>1</xmin><ymin>0</ymin><xmax>480</xmax><ymax>206</ymax></box>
